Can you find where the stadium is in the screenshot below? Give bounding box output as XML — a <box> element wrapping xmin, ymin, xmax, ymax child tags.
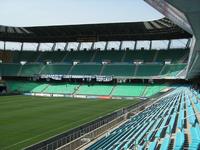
<box><xmin>0</xmin><ymin>0</ymin><xmax>200</xmax><ymax>150</ymax></box>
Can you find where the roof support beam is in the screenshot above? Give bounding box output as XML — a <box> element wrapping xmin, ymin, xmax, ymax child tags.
<box><xmin>134</xmin><ymin>41</ymin><xmax>137</xmax><ymax>50</ymax></box>
<box><xmin>91</xmin><ymin>42</ymin><xmax>95</xmax><ymax>50</ymax></box>
<box><xmin>20</xmin><ymin>42</ymin><xmax>24</xmax><ymax>51</ymax></box>
<box><xmin>167</xmin><ymin>40</ymin><xmax>171</xmax><ymax>50</ymax></box>
<box><xmin>36</xmin><ymin>43</ymin><xmax>40</xmax><ymax>51</ymax></box>
<box><xmin>119</xmin><ymin>41</ymin><xmax>123</xmax><ymax>51</ymax></box>
<box><xmin>77</xmin><ymin>42</ymin><xmax>81</xmax><ymax>51</ymax></box>
<box><xmin>149</xmin><ymin>41</ymin><xmax>152</xmax><ymax>50</ymax></box>
<box><xmin>0</xmin><ymin>18</ymin><xmax>192</xmax><ymax>43</ymax></box>
<box><xmin>105</xmin><ymin>41</ymin><xmax>109</xmax><ymax>51</ymax></box>
<box><xmin>3</xmin><ymin>42</ymin><xmax>6</xmax><ymax>51</ymax></box>
<box><xmin>51</xmin><ymin>43</ymin><xmax>56</xmax><ymax>51</ymax></box>
<box><xmin>64</xmin><ymin>42</ymin><xmax>69</xmax><ymax>51</ymax></box>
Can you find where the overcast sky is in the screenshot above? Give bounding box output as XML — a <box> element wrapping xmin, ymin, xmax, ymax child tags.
<box><xmin>0</xmin><ymin>0</ymin><xmax>163</xmax><ymax>27</ymax></box>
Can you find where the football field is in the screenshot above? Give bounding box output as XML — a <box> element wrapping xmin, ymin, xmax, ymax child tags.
<box><xmin>0</xmin><ymin>96</ymin><xmax>139</xmax><ymax>150</ymax></box>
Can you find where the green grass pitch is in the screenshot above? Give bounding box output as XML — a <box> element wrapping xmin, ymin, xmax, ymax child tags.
<box><xmin>0</xmin><ymin>96</ymin><xmax>139</xmax><ymax>150</ymax></box>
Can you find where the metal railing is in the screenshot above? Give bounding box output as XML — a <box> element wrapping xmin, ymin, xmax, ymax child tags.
<box><xmin>57</xmin><ymin>116</ymin><xmax>125</xmax><ymax>150</ymax></box>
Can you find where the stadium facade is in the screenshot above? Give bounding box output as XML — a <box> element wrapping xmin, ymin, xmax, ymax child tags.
<box><xmin>0</xmin><ymin>18</ymin><xmax>193</xmax><ymax>99</ymax></box>
<box><xmin>145</xmin><ymin>0</ymin><xmax>200</xmax><ymax>79</ymax></box>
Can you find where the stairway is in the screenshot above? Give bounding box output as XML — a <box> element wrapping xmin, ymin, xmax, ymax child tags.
<box><xmin>151</xmin><ymin>120</ymin><xmax>163</xmax><ymax>142</ymax></box>
<box><xmin>134</xmin><ymin>65</ymin><xmax>138</xmax><ymax>76</ymax></box>
<box><xmin>67</xmin><ymin>65</ymin><xmax>75</xmax><ymax>75</ymax></box>
<box><xmin>159</xmin><ymin>65</ymin><xmax>166</xmax><ymax>75</ymax></box>
<box><xmin>73</xmin><ymin>84</ymin><xmax>81</xmax><ymax>95</ymax></box>
<box><xmin>99</xmin><ymin>65</ymin><xmax>105</xmax><ymax>75</ymax></box>
<box><xmin>183</xmin><ymin>134</ymin><xmax>189</xmax><ymax>149</ymax></box>
<box><xmin>153</xmin><ymin>50</ymin><xmax>159</xmax><ymax>62</ymax></box>
<box><xmin>173</xmin><ymin>114</ymin><xmax>179</xmax><ymax>133</ymax></box>
<box><xmin>109</xmin><ymin>85</ymin><xmax>116</xmax><ymax>96</ymax></box>
<box><xmin>90</xmin><ymin>50</ymin><xmax>97</xmax><ymax>62</ymax></box>
<box><xmin>168</xmin><ymin>139</ymin><xmax>174</xmax><ymax>150</ymax></box>
<box><xmin>35</xmin><ymin>52</ymin><xmax>42</xmax><ymax>62</ymax></box>
<box><xmin>17</xmin><ymin>65</ymin><xmax>23</xmax><ymax>76</ymax></box>
<box><xmin>39</xmin><ymin>65</ymin><xmax>46</xmax><ymax>75</ymax></box>
<box><xmin>184</xmin><ymin>101</ymin><xmax>190</xmax><ymax>149</ymax></box>
<box><xmin>121</xmin><ymin>51</ymin><xmax>127</xmax><ymax>62</ymax></box>
<box><xmin>190</xmin><ymin>95</ymin><xmax>200</xmax><ymax>125</ymax></box>
<box><xmin>61</xmin><ymin>52</ymin><xmax>69</xmax><ymax>62</ymax></box>
<box><xmin>41</xmin><ymin>84</ymin><xmax>50</xmax><ymax>93</ymax></box>
<box><xmin>141</xmin><ymin>86</ymin><xmax>148</xmax><ymax>97</ymax></box>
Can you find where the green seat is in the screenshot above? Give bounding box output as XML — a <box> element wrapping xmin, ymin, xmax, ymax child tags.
<box><xmin>112</xmin><ymin>84</ymin><xmax>146</xmax><ymax>97</ymax></box>
<box><xmin>39</xmin><ymin>51</ymin><xmax>66</xmax><ymax>62</ymax></box>
<box><xmin>124</xmin><ymin>50</ymin><xmax>156</xmax><ymax>62</ymax></box>
<box><xmin>76</xmin><ymin>84</ymin><xmax>113</xmax><ymax>95</ymax></box>
<box><xmin>70</xmin><ymin>63</ymin><xmax>102</xmax><ymax>75</ymax></box>
<box><xmin>20</xmin><ymin>63</ymin><xmax>43</xmax><ymax>76</ymax></box>
<box><xmin>12</xmin><ymin>51</ymin><xmax>40</xmax><ymax>63</ymax></box>
<box><xmin>31</xmin><ymin>84</ymin><xmax>48</xmax><ymax>93</ymax></box>
<box><xmin>161</xmin><ymin>64</ymin><xmax>186</xmax><ymax>77</ymax></box>
<box><xmin>0</xmin><ymin>63</ymin><xmax>21</xmax><ymax>76</ymax></box>
<box><xmin>102</xmin><ymin>64</ymin><xmax>135</xmax><ymax>76</ymax></box>
<box><xmin>93</xmin><ymin>51</ymin><xmax>125</xmax><ymax>62</ymax></box>
<box><xmin>41</xmin><ymin>64</ymin><xmax>72</xmax><ymax>75</ymax></box>
<box><xmin>64</xmin><ymin>51</ymin><xmax>94</xmax><ymax>62</ymax></box>
<box><xmin>143</xmin><ymin>85</ymin><xmax>167</xmax><ymax>97</ymax></box>
<box><xmin>44</xmin><ymin>83</ymin><xmax>78</xmax><ymax>94</ymax></box>
<box><xmin>6</xmin><ymin>80</ymin><xmax>43</xmax><ymax>92</ymax></box>
<box><xmin>136</xmin><ymin>64</ymin><xmax>163</xmax><ymax>76</ymax></box>
<box><xmin>156</xmin><ymin>49</ymin><xmax>189</xmax><ymax>63</ymax></box>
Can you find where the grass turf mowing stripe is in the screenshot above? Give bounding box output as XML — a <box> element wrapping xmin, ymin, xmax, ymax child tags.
<box><xmin>0</xmin><ymin>96</ymin><xmax>139</xmax><ymax>150</ymax></box>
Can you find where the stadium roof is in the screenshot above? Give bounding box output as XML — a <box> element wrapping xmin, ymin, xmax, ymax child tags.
<box><xmin>0</xmin><ymin>18</ymin><xmax>192</xmax><ymax>43</ymax></box>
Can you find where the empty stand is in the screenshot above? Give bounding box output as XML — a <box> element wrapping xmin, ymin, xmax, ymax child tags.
<box><xmin>161</xmin><ymin>64</ymin><xmax>187</xmax><ymax>77</ymax></box>
<box><xmin>0</xmin><ymin>49</ymin><xmax>189</xmax><ymax>64</ymax></box>
<box><xmin>156</xmin><ymin>49</ymin><xmax>189</xmax><ymax>63</ymax></box>
<box><xmin>6</xmin><ymin>80</ymin><xmax>168</xmax><ymax>98</ymax></box>
<box><xmin>93</xmin><ymin>50</ymin><xmax>125</xmax><ymax>62</ymax></box>
<box><xmin>101</xmin><ymin>63</ymin><xmax>135</xmax><ymax>77</ymax></box>
<box><xmin>0</xmin><ymin>49</ymin><xmax>188</xmax><ymax>78</ymax></box>
<box><xmin>31</xmin><ymin>84</ymin><xmax>48</xmax><ymax>93</ymax></box>
<box><xmin>0</xmin><ymin>63</ymin><xmax>186</xmax><ymax>78</ymax></box>
<box><xmin>124</xmin><ymin>50</ymin><xmax>156</xmax><ymax>62</ymax></box>
<box><xmin>76</xmin><ymin>84</ymin><xmax>113</xmax><ymax>96</ymax></box>
<box><xmin>63</xmin><ymin>51</ymin><xmax>94</xmax><ymax>62</ymax></box>
<box><xmin>41</xmin><ymin>63</ymin><xmax>72</xmax><ymax>75</ymax></box>
<box><xmin>143</xmin><ymin>85</ymin><xmax>167</xmax><ymax>97</ymax></box>
<box><xmin>44</xmin><ymin>83</ymin><xmax>79</xmax><ymax>94</ymax></box>
<box><xmin>6</xmin><ymin>80</ymin><xmax>43</xmax><ymax>92</ymax></box>
<box><xmin>136</xmin><ymin>64</ymin><xmax>163</xmax><ymax>77</ymax></box>
<box><xmin>20</xmin><ymin>63</ymin><xmax>43</xmax><ymax>76</ymax></box>
<box><xmin>112</xmin><ymin>84</ymin><xmax>146</xmax><ymax>97</ymax></box>
<box><xmin>12</xmin><ymin>51</ymin><xmax>40</xmax><ymax>63</ymax></box>
<box><xmin>38</xmin><ymin>51</ymin><xmax>66</xmax><ymax>62</ymax></box>
<box><xmin>86</xmin><ymin>87</ymin><xmax>200</xmax><ymax>150</ymax></box>
<box><xmin>70</xmin><ymin>63</ymin><xmax>102</xmax><ymax>75</ymax></box>
<box><xmin>0</xmin><ymin>63</ymin><xmax>21</xmax><ymax>76</ymax></box>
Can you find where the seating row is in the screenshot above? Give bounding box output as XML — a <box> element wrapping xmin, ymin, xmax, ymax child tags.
<box><xmin>86</xmin><ymin>87</ymin><xmax>200</xmax><ymax>150</ymax></box>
